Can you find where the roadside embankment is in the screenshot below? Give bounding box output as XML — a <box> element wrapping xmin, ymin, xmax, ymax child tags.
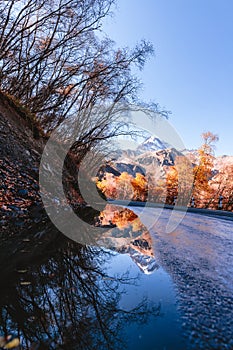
<box><xmin>0</xmin><ymin>92</ymin><xmax>46</xmax><ymax>235</ymax></box>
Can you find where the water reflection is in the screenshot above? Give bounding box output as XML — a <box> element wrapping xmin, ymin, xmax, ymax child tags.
<box><xmin>95</xmin><ymin>205</ymin><xmax>159</xmax><ymax>274</ymax></box>
<box><xmin>132</xmin><ymin>207</ymin><xmax>233</xmax><ymax>350</ymax></box>
<box><xmin>0</xmin><ymin>207</ymin><xmax>161</xmax><ymax>349</ymax></box>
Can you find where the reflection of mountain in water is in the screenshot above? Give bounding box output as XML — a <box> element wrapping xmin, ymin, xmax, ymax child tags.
<box><xmin>127</xmin><ymin>247</ymin><xmax>159</xmax><ymax>274</ymax></box>
<box><xmin>96</xmin><ymin>205</ymin><xmax>159</xmax><ymax>274</ymax></box>
<box><xmin>0</xmin><ymin>222</ymin><xmax>160</xmax><ymax>350</ymax></box>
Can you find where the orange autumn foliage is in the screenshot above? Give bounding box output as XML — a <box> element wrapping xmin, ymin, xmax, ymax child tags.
<box><xmin>96</xmin><ymin>172</ymin><xmax>148</xmax><ymax>201</ymax></box>
<box><xmin>131</xmin><ymin>173</ymin><xmax>148</xmax><ymax>201</ymax></box>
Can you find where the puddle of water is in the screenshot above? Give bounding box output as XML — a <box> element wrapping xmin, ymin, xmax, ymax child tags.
<box><xmin>1</xmin><ymin>200</ymin><xmax>233</xmax><ymax>349</ymax></box>
<box><xmin>104</xmin><ymin>252</ymin><xmax>187</xmax><ymax>350</ymax></box>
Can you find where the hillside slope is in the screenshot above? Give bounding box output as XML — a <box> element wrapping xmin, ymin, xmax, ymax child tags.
<box><xmin>0</xmin><ymin>92</ymin><xmax>45</xmax><ymax>235</ymax></box>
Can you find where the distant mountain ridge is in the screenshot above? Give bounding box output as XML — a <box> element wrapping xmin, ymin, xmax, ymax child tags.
<box><xmin>99</xmin><ymin>148</ymin><xmax>182</xmax><ymax>179</ymax></box>
<box><xmin>138</xmin><ymin>135</ymin><xmax>171</xmax><ymax>152</ymax></box>
<box><xmin>96</xmin><ymin>137</ymin><xmax>233</xmax><ymax>271</ymax></box>
<box><xmin>103</xmin><ymin>136</ymin><xmax>233</xmax><ymax>179</ymax></box>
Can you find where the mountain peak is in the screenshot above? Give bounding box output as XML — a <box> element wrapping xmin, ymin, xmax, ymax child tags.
<box><xmin>138</xmin><ymin>136</ymin><xmax>170</xmax><ymax>152</ymax></box>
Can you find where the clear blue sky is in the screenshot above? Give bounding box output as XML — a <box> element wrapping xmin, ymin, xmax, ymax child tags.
<box><xmin>102</xmin><ymin>0</ymin><xmax>233</xmax><ymax>155</ymax></box>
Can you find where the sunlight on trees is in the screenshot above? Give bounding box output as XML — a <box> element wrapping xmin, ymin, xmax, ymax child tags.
<box><xmin>96</xmin><ymin>172</ymin><xmax>148</xmax><ymax>202</ymax></box>
<box><xmin>131</xmin><ymin>173</ymin><xmax>148</xmax><ymax>201</ymax></box>
<box><xmin>193</xmin><ymin>132</ymin><xmax>219</xmax><ymax>207</ymax></box>
<box><xmin>95</xmin><ymin>132</ymin><xmax>233</xmax><ymax>211</ymax></box>
<box><xmin>0</xmin><ymin>0</ymin><xmax>153</xmax><ymax>135</ymax></box>
<box><xmin>209</xmin><ymin>164</ymin><xmax>233</xmax><ymax>210</ymax></box>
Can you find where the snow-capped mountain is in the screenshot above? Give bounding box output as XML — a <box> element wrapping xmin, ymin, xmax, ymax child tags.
<box><xmin>111</xmin><ymin>135</ymin><xmax>175</xmax><ymax>164</ymax></box>
<box><xmin>138</xmin><ymin>136</ymin><xmax>171</xmax><ymax>152</ymax></box>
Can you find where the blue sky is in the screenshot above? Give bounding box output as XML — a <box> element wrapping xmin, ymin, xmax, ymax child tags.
<box><xmin>102</xmin><ymin>0</ymin><xmax>233</xmax><ymax>155</ymax></box>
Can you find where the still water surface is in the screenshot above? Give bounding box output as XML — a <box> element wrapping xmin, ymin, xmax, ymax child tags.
<box><xmin>0</xmin><ymin>205</ymin><xmax>232</xmax><ymax>349</ymax></box>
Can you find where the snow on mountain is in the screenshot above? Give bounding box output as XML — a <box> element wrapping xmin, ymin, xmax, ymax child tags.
<box><xmin>138</xmin><ymin>136</ymin><xmax>171</xmax><ymax>152</ymax></box>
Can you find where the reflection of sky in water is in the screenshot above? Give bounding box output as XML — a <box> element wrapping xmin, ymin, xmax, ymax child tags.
<box><xmin>128</xmin><ymin>207</ymin><xmax>233</xmax><ymax>349</ymax></box>
<box><xmin>1</xmin><ymin>204</ymin><xmax>232</xmax><ymax>349</ymax></box>
<box><xmin>103</xmin><ymin>251</ymin><xmax>187</xmax><ymax>350</ymax></box>
<box><xmin>0</xmin><ymin>235</ymin><xmax>186</xmax><ymax>350</ymax></box>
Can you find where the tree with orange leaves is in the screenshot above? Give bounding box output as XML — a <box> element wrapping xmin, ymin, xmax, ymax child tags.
<box><xmin>208</xmin><ymin>164</ymin><xmax>233</xmax><ymax>210</ymax></box>
<box><xmin>165</xmin><ymin>155</ymin><xmax>193</xmax><ymax>206</ymax></box>
<box><xmin>115</xmin><ymin>172</ymin><xmax>134</xmax><ymax>200</ymax></box>
<box><xmin>166</xmin><ymin>166</ymin><xmax>178</xmax><ymax>204</ymax></box>
<box><xmin>193</xmin><ymin>132</ymin><xmax>218</xmax><ymax>207</ymax></box>
<box><xmin>131</xmin><ymin>173</ymin><xmax>148</xmax><ymax>201</ymax></box>
<box><xmin>96</xmin><ymin>172</ymin><xmax>148</xmax><ymax>201</ymax></box>
<box><xmin>96</xmin><ymin>173</ymin><xmax>117</xmax><ymax>199</ymax></box>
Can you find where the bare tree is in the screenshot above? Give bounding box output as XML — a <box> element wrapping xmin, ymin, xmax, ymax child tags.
<box><xmin>0</xmin><ymin>0</ymin><xmax>153</xmax><ymax>133</ymax></box>
<box><xmin>0</xmin><ymin>228</ymin><xmax>160</xmax><ymax>349</ymax></box>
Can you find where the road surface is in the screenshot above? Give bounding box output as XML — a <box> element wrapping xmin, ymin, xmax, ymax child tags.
<box><xmin>130</xmin><ymin>207</ymin><xmax>233</xmax><ymax>350</ymax></box>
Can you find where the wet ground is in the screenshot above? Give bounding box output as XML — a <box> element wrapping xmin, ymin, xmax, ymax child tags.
<box><xmin>132</xmin><ymin>207</ymin><xmax>233</xmax><ymax>349</ymax></box>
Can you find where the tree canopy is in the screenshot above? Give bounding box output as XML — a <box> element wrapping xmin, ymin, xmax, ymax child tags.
<box><xmin>0</xmin><ymin>0</ymin><xmax>153</xmax><ymax>133</ymax></box>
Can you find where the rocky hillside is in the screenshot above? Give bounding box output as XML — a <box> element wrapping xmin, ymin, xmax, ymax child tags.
<box><xmin>0</xmin><ymin>92</ymin><xmax>45</xmax><ymax>235</ymax></box>
<box><xmin>99</xmin><ymin>147</ymin><xmax>182</xmax><ymax>180</ymax></box>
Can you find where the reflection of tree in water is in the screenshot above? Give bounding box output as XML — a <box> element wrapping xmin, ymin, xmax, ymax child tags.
<box><xmin>96</xmin><ymin>205</ymin><xmax>155</xmax><ymax>259</ymax></box>
<box><xmin>0</xmin><ymin>232</ymin><xmax>160</xmax><ymax>349</ymax></box>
